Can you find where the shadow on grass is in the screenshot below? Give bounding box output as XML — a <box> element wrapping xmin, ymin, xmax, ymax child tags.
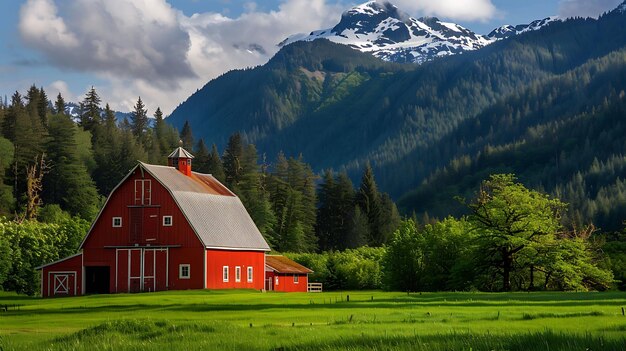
<box><xmin>275</xmin><ymin>331</ymin><xmax>626</xmax><ymax>351</ymax></box>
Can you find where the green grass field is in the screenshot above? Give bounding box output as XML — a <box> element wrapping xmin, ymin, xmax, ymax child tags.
<box><xmin>1</xmin><ymin>290</ymin><xmax>626</xmax><ymax>350</ymax></box>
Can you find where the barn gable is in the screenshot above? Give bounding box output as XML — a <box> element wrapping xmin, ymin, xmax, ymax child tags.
<box><xmin>79</xmin><ymin>161</ymin><xmax>270</xmax><ymax>251</ymax></box>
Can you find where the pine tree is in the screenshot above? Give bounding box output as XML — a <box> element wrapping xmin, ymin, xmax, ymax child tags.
<box><xmin>194</xmin><ymin>139</ymin><xmax>210</xmax><ymax>174</ymax></box>
<box><xmin>180</xmin><ymin>120</ymin><xmax>194</xmax><ymax>150</ymax></box>
<box><xmin>37</xmin><ymin>87</ymin><xmax>48</xmax><ymax>126</ymax></box>
<box><xmin>130</xmin><ymin>96</ymin><xmax>148</xmax><ymax>142</ymax></box>
<box><xmin>2</xmin><ymin>91</ymin><xmax>22</xmax><ymax>142</ymax></box>
<box><xmin>237</xmin><ymin>144</ymin><xmax>276</xmax><ymax>240</ymax></box>
<box><xmin>80</xmin><ymin>86</ymin><xmax>101</xmax><ymax>131</ymax></box>
<box><xmin>315</xmin><ymin>170</ymin><xmax>336</xmax><ymax>250</ymax></box>
<box><xmin>334</xmin><ymin>171</ymin><xmax>356</xmax><ymax>248</ymax></box>
<box><xmin>54</xmin><ymin>93</ymin><xmax>66</xmax><ymax>116</ymax></box>
<box><xmin>207</xmin><ymin>144</ymin><xmax>226</xmax><ymax>182</ymax></box>
<box><xmin>356</xmin><ymin>163</ymin><xmax>383</xmax><ymax>246</ymax></box>
<box><xmin>223</xmin><ymin>132</ymin><xmax>243</xmax><ymax>188</ymax></box>
<box><xmin>44</xmin><ymin>113</ymin><xmax>99</xmax><ymax>220</ymax></box>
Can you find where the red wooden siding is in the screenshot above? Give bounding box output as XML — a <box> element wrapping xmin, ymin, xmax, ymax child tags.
<box><xmin>82</xmin><ymin>170</ymin><xmax>204</xmax><ymax>250</ymax></box>
<box><xmin>80</xmin><ymin>168</ymin><xmax>206</xmax><ymax>293</ymax></box>
<box><xmin>41</xmin><ymin>254</ymin><xmax>82</xmax><ymax>298</ymax></box>
<box><xmin>265</xmin><ymin>271</ymin><xmax>309</xmax><ymax>292</ymax></box>
<box><xmin>206</xmin><ymin>249</ymin><xmax>265</xmax><ymax>290</ymax></box>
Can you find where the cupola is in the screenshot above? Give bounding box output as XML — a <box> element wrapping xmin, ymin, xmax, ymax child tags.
<box><xmin>168</xmin><ymin>146</ymin><xmax>194</xmax><ymax>176</ymax></box>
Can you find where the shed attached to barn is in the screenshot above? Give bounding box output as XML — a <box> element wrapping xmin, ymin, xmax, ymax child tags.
<box><xmin>265</xmin><ymin>255</ymin><xmax>313</xmax><ymax>292</ymax></box>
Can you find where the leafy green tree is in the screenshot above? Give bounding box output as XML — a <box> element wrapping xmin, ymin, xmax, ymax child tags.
<box><xmin>467</xmin><ymin>174</ymin><xmax>565</xmax><ymax>291</ymax></box>
<box><xmin>466</xmin><ymin>174</ymin><xmax>613</xmax><ymax>291</ymax></box>
<box><xmin>384</xmin><ymin>219</ymin><xmax>424</xmax><ymax>291</ymax></box>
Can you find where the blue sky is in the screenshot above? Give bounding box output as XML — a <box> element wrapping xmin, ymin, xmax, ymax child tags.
<box><xmin>0</xmin><ymin>0</ymin><xmax>622</xmax><ymax>114</ymax></box>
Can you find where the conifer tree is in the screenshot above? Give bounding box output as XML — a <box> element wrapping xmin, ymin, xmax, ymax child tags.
<box><xmin>180</xmin><ymin>120</ymin><xmax>194</xmax><ymax>150</ymax></box>
<box><xmin>223</xmin><ymin>132</ymin><xmax>243</xmax><ymax>188</ymax></box>
<box><xmin>80</xmin><ymin>86</ymin><xmax>101</xmax><ymax>131</ymax></box>
<box><xmin>356</xmin><ymin>163</ymin><xmax>383</xmax><ymax>245</ymax></box>
<box><xmin>207</xmin><ymin>144</ymin><xmax>225</xmax><ymax>183</ymax></box>
<box><xmin>315</xmin><ymin>170</ymin><xmax>336</xmax><ymax>250</ymax></box>
<box><xmin>2</xmin><ymin>92</ymin><xmax>22</xmax><ymax>142</ymax></box>
<box><xmin>194</xmin><ymin>139</ymin><xmax>210</xmax><ymax>174</ymax></box>
<box><xmin>44</xmin><ymin>113</ymin><xmax>99</xmax><ymax>219</ymax></box>
<box><xmin>54</xmin><ymin>93</ymin><xmax>66</xmax><ymax>116</ymax></box>
<box><xmin>37</xmin><ymin>87</ymin><xmax>48</xmax><ymax>126</ymax></box>
<box><xmin>130</xmin><ymin>96</ymin><xmax>148</xmax><ymax>142</ymax></box>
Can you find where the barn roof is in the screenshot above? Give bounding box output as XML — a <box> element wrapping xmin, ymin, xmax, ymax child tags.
<box><xmin>140</xmin><ymin>163</ymin><xmax>270</xmax><ymax>251</ymax></box>
<box><xmin>265</xmin><ymin>255</ymin><xmax>313</xmax><ymax>274</ymax></box>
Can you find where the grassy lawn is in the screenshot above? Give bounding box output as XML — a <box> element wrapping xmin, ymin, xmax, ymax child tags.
<box><xmin>0</xmin><ymin>290</ymin><xmax>625</xmax><ymax>350</ymax></box>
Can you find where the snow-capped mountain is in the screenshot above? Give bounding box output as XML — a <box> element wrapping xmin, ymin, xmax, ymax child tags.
<box><xmin>487</xmin><ymin>17</ymin><xmax>559</xmax><ymax>41</ymax></box>
<box><xmin>279</xmin><ymin>1</ymin><xmax>558</xmax><ymax>64</ymax></box>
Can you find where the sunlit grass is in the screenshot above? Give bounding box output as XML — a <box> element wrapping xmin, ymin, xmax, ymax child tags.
<box><xmin>0</xmin><ymin>290</ymin><xmax>625</xmax><ymax>350</ymax></box>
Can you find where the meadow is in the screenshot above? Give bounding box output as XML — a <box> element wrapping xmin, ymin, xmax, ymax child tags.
<box><xmin>1</xmin><ymin>290</ymin><xmax>625</xmax><ymax>350</ymax></box>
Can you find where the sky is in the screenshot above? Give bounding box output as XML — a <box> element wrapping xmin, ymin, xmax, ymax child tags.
<box><xmin>0</xmin><ymin>0</ymin><xmax>623</xmax><ymax>115</ymax></box>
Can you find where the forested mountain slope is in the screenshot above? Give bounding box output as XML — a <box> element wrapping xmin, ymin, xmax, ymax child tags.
<box><xmin>168</xmin><ymin>4</ymin><xmax>626</xmax><ymax>229</ymax></box>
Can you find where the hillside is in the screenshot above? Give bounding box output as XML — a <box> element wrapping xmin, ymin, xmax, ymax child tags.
<box><xmin>167</xmin><ymin>4</ymin><xmax>626</xmax><ymax>229</ymax></box>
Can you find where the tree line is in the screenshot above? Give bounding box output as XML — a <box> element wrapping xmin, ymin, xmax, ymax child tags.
<box><xmin>290</xmin><ymin>174</ymin><xmax>615</xmax><ymax>292</ymax></box>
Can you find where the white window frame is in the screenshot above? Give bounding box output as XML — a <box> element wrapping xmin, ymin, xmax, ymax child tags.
<box><xmin>294</xmin><ymin>274</ymin><xmax>299</xmax><ymax>284</ymax></box>
<box><xmin>223</xmin><ymin>266</ymin><xmax>229</xmax><ymax>282</ymax></box>
<box><xmin>112</xmin><ymin>217</ymin><xmax>122</xmax><ymax>228</ymax></box>
<box><xmin>275</xmin><ymin>276</ymin><xmax>279</xmax><ymax>285</ymax></box>
<box><xmin>163</xmin><ymin>215</ymin><xmax>173</xmax><ymax>226</ymax></box>
<box><xmin>247</xmin><ymin>266</ymin><xmax>253</xmax><ymax>283</ymax></box>
<box><xmin>179</xmin><ymin>264</ymin><xmax>190</xmax><ymax>279</ymax></box>
<box><xmin>235</xmin><ymin>266</ymin><xmax>241</xmax><ymax>282</ymax></box>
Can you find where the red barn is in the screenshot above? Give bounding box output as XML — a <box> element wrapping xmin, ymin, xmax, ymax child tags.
<box><xmin>265</xmin><ymin>255</ymin><xmax>313</xmax><ymax>292</ymax></box>
<box><xmin>39</xmin><ymin>147</ymin><xmax>272</xmax><ymax>297</ymax></box>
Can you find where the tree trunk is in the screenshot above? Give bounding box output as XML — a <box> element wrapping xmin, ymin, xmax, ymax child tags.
<box><xmin>502</xmin><ymin>249</ymin><xmax>512</xmax><ymax>291</ymax></box>
<box><xmin>528</xmin><ymin>265</ymin><xmax>535</xmax><ymax>291</ymax></box>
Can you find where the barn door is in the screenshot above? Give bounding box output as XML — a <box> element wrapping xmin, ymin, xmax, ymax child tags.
<box><xmin>143</xmin><ymin>208</ymin><xmax>159</xmax><ymax>243</ymax></box>
<box><xmin>129</xmin><ymin>249</ymin><xmax>142</xmax><ymax>293</ymax></box>
<box><xmin>129</xmin><ymin>208</ymin><xmax>142</xmax><ymax>244</ymax></box>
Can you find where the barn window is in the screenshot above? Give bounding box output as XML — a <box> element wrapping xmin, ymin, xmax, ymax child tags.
<box><xmin>294</xmin><ymin>275</ymin><xmax>299</xmax><ymax>284</ymax></box>
<box><xmin>247</xmin><ymin>266</ymin><xmax>253</xmax><ymax>283</ymax></box>
<box><xmin>235</xmin><ymin>266</ymin><xmax>241</xmax><ymax>282</ymax></box>
<box><xmin>275</xmin><ymin>276</ymin><xmax>279</xmax><ymax>285</ymax></box>
<box><xmin>112</xmin><ymin>217</ymin><xmax>122</xmax><ymax>227</ymax></box>
<box><xmin>223</xmin><ymin>266</ymin><xmax>229</xmax><ymax>282</ymax></box>
<box><xmin>179</xmin><ymin>264</ymin><xmax>190</xmax><ymax>279</ymax></box>
<box><xmin>163</xmin><ymin>216</ymin><xmax>173</xmax><ymax>226</ymax></box>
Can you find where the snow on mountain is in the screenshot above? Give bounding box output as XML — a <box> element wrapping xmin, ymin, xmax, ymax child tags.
<box><xmin>279</xmin><ymin>1</ymin><xmax>557</xmax><ymax>65</ymax></box>
<box><xmin>487</xmin><ymin>17</ymin><xmax>560</xmax><ymax>41</ymax></box>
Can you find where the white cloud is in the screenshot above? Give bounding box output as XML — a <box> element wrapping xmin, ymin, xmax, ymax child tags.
<box><xmin>19</xmin><ymin>0</ymin><xmax>343</xmax><ymax>114</ymax></box>
<box><xmin>19</xmin><ymin>0</ymin><xmax>79</xmax><ymax>48</ymax></box>
<box><xmin>19</xmin><ymin>0</ymin><xmax>195</xmax><ymax>87</ymax></box>
<box><xmin>46</xmin><ymin>80</ymin><xmax>77</xmax><ymax>103</ymax></box>
<box><xmin>558</xmin><ymin>0</ymin><xmax>622</xmax><ymax>18</ymax></box>
<box><xmin>389</xmin><ymin>0</ymin><xmax>498</xmax><ymax>22</ymax></box>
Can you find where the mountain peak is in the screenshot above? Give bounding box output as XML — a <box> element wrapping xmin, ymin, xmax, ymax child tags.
<box><xmin>280</xmin><ymin>0</ymin><xmax>490</xmax><ymax>64</ymax></box>
<box><xmin>280</xmin><ymin>0</ymin><xmax>558</xmax><ymax>64</ymax></box>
